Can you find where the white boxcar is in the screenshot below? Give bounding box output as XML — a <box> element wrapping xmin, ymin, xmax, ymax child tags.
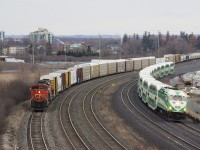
<box><xmin>47</xmin><ymin>73</ymin><xmax>62</xmax><ymax>93</ymax></box>
<box><xmin>148</xmin><ymin>57</ymin><xmax>156</xmax><ymax>65</ymax></box>
<box><xmin>91</xmin><ymin>59</ymin><xmax>108</xmax><ymax>76</ymax></box>
<box><xmin>89</xmin><ymin>63</ymin><xmax>99</xmax><ymax>79</ymax></box>
<box><xmin>141</xmin><ymin>57</ymin><xmax>149</xmax><ymax>69</ymax></box>
<box><xmin>164</xmin><ymin>54</ymin><xmax>175</xmax><ymax>62</ymax></box>
<box><xmin>125</xmin><ymin>60</ymin><xmax>134</xmax><ymax>71</ymax></box>
<box><xmin>140</xmin><ymin>57</ymin><xmax>156</xmax><ymax>69</ymax></box>
<box><xmin>49</xmin><ymin>72</ymin><xmax>65</xmax><ymax>91</ymax></box>
<box><xmin>99</xmin><ymin>62</ymin><xmax>108</xmax><ymax>77</ymax></box>
<box><xmin>53</xmin><ymin>70</ymin><xmax>69</xmax><ymax>89</ymax></box>
<box><xmin>130</xmin><ymin>58</ymin><xmax>142</xmax><ymax>70</ymax></box>
<box><xmin>75</xmin><ymin>63</ymin><xmax>91</xmax><ymax>81</ymax></box>
<box><xmin>116</xmin><ymin>59</ymin><xmax>126</xmax><ymax>73</ymax></box>
<box><xmin>180</xmin><ymin>55</ymin><xmax>186</xmax><ymax>61</ymax></box>
<box><xmin>156</xmin><ymin>58</ymin><xmax>165</xmax><ymax>64</ymax></box>
<box><xmin>107</xmin><ymin>61</ymin><xmax>117</xmax><ymax>75</ymax></box>
<box><xmin>67</xmin><ymin>67</ymin><xmax>77</xmax><ymax>85</ymax></box>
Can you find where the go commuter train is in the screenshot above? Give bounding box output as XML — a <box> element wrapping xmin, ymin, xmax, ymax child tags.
<box><xmin>30</xmin><ymin>53</ymin><xmax>200</xmax><ymax>112</ymax></box>
<box><xmin>137</xmin><ymin>62</ymin><xmax>187</xmax><ymax>119</ymax></box>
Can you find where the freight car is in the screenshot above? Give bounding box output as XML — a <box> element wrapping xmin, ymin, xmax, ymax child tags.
<box><xmin>30</xmin><ymin>52</ymin><xmax>200</xmax><ymax>110</ymax></box>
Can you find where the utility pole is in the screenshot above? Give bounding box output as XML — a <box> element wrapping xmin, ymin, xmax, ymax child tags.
<box><xmin>64</xmin><ymin>44</ymin><xmax>66</xmax><ymax>62</ymax></box>
<box><xmin>32</xmin><ymin>45</ymin><xmax>35</xmax><ymax>64</ymax></box>
<box><xmin>98</xmin><ymin>34</ymin><xmax>101</xmax><ymax>62</ymax></box>
<box><xmin>157</xmin><ymin>30</ymin><xmax>160</xmax><ymax>58</ymax></box>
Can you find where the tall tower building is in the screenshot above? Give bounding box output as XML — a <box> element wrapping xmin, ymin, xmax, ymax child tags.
<box><xmin>30</xmin><ymin>28</ymin><xmax>54</xmax><ymax>44</ymax></box>
<box><xmin>0</xmin><ymin>31</ymin><xmax>5</xmax><ymax>41</ymax></box>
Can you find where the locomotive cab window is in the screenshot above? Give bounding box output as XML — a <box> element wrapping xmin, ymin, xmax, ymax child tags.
<box><xmin>170</xmin><ymin>63</ymin><xmax>175</xmax><ymax>67</ymax></box>
<box><xmin>158</xmin><ymin>88</ymin><xmax>165</xmax><ymax>94</ymax></box>
<box><xmin>143</xmin><ymin>82</ymin><xmax>148</xmax><ymax>88</ymax></box>
<box><xmin>39</xmin><ymin>85</ymin><xmax>47</xmax><ymax>89</ymax></box>
<box><xmin>149</xmin><ymin>85</ymin><xmax>156</xmax><ymax>91</ymax></box>
<box><xmin>31</xmin><ymin>85</ymin><xmax>39</xmax><ymax>89</ymax></box>
<box><xmin>169</xmin><ymin>95</ymin><xmax>183</xmax><ymax>101</ymax></box>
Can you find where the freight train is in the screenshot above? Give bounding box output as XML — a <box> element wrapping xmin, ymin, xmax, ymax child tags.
<box><xmin>30</xmin><ymin>53</ymin><xmax>200</xmax><ymax>111</ymax></box>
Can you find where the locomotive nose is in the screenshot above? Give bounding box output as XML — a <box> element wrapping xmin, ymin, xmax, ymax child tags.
<box><xmin>35</xmin><ymin>94</ymin><xmax>43</xmax><ymax>101</ymax></box>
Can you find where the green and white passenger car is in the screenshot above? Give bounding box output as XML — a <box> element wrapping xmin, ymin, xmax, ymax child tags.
<box><xmin>137</xmin><ymin>62</ymin><xmax>187</xmax><ymax>119</ymax></box>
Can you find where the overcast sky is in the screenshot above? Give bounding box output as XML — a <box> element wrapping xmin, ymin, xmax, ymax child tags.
<box><xmin>1</xmin><ymin>0</ymin><xmax>199</xmax><ymax>35</ymax></box>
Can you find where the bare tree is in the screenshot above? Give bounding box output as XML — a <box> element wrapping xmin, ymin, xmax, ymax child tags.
<box><xmin>163</xmin><ymin>38</ymin><xmax>193</xmax><ymax>54</ymax></box>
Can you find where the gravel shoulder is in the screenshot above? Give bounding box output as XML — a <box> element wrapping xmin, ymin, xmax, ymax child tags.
<box><xmin>0</xmin><ymin>101</ymin><xmax>31</xmax><ymax>150</ymax></box>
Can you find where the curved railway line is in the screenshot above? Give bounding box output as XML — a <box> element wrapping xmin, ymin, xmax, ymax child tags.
<box><xmin>26</xmin><ymin>60</ymin><xmax>200</xmax><ymax>149</ymax></box>
<box><xmin>60</xmin><ymin>72</ymin><xmax>134</xmax><ymax>149</ymax></box>
<box><xmin>82</xmin><ymin>73</ymin><xmax>132</xmax><ymax>150</ymax></box>
<box><xmin>27</xmin><ymin>111</ymin><xmax>48</xmax><ymax>150</ymax></box>
<box><xmin>118</xmin><ymin>62</ymin><xmax>200</xmax><ymax>149</ymax></box>
<box><xmin>122</xmin><ymin>81</ymin><xmax>200</xmax><ymax>149</ymax></box>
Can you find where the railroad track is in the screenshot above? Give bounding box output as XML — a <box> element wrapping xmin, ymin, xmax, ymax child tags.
<box><xmin>176</xmin><ymin>123</ymin><xmax>200</xmax><ymax>138</ymax></box>
<box><xmin>59</xmin><ymin>81</ymin><xmax>91</xmax><ymax>149</ymax></box>
<box><xmin>27</xmin><ymin>111</ymin><xmax>48</xmax><ymax>150</ymax></box>
<box><xmin>25</xmin><ymin>60</ymin><xmax>200</xmax><ymax>149</ymax></box>
<box><xmin>126</xmin><ymin>84</ymin><xmax>200</xmax><ymax>149</ymax></box>
<box><xmin>82</xmin><ymin>73</ymin><xmax>133</xmax><ymax>150</ymax></box>
<box><xmin>120</xmin><ymin>79</ymin><xmax>200</xmax><ymax>149</ymax></box>
<box><xmin>59</xmin><ymin>72</ymin><xmax>133</xmax><ymax>149</ymax></box>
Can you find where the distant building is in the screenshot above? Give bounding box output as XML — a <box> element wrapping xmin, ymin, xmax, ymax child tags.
<box><xmin>30</xmin><ymin>27</ymin><xmax>54</xmax><ymax>44</ymax></box>
<box><xmin>106</xmin><ymin>44</ymin><xmax>120</xmax><ymax>51</ymax></box>
<box><xmin>0</xmin><ymin>56</ymin><xmax>24</xmax><ymax>63</ymax></box>
<box><xmin>2</xmin><ymin>46</ymin><xmax>26</xmax><ymax>55</ymax></box>
<box><xmin>0</xmin><ymin>31</ymin><xmax>5</xmax><ymax>41</ymax></box>
<box><xmin>69</xmin><ymin>43</ymin><xmax>82</xmax><ymax>49</ymax></box>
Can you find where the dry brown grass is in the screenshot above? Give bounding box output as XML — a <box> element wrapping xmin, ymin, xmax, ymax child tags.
<box><xmin>96</xmin><ymin>81</ymin><xmax>158</xmax><ymax>149</ymax></box>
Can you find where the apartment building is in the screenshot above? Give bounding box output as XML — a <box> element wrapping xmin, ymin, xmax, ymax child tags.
<box><xmin>30</xmin><ymin>27</ymin><xmax>54</xmax><ymax>44</ymax></box>
<box><xmin>2</xmin><ymin>46</ymin><xmax>26</xmax><ymax>55</ymax></box>
<box><xmin>0</xmin><ymin>31</ymin><xmax>5</xmax><ymax>41</ymax></box>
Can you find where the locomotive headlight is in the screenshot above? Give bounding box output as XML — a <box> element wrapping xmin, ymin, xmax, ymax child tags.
<box><xmin>184</xmin><ymin>108</ymin><xmax>187</xmax><ymax>112</ymax></box>
<box><xmin>168</xmin><ymin>106</ymin><xmax>172</xmax><ymax>111</ymax></box>
<box><xmin>38</xmin><ymin>90</ymin><xmax>41</xmax><ymax>94</ymax></box>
